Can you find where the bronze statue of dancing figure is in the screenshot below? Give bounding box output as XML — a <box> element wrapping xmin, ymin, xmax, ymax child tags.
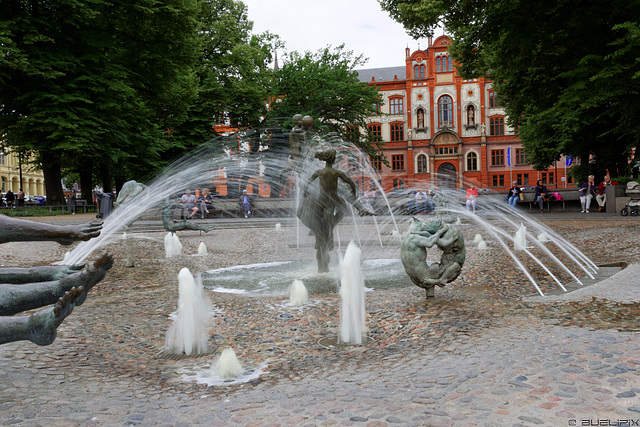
<box><xmin>297</xmin><ymin>149</ymin><xmax>375</xmax><ymax>273</ymax></box>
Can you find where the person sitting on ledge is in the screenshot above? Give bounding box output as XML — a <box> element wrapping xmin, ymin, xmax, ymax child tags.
<box><xmin>180</xmin><ymin>189</ymin><xmax>199</xmax><ymax>218</ymax></box>
<box><xmin>533</xmin><ymin>180</ymin><xmax>548</xmax><ymax>213</ymax></box>
<box><xmin>198</xmin><ymin>188</ymin><xmax>215</xmax><ymax>219</ymax></box>
<box><xmin>506</xmin><ymin>181</ymin><xmax>521</xmax><ymax>210</ymax></box>
<box><xmin>596</xmin><ymin>175</ymin><xmax>618</xmax><ymax>212</ymax></box>
<box><xmin>579</xmin><ymin>175</ymin><xmax>597</xmax><ymax>213</ymax></box>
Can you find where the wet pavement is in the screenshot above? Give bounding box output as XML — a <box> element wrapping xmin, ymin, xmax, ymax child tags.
<box><xmin>0</xmin><ymin>212</ymin><xmax>639</xmax><ymax>426</ymax></box>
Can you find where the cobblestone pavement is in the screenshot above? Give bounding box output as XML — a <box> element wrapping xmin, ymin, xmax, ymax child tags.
<box><xmin>0</xmin><ymin>213</ymin><xmax>639</xmax><ymax>426</ymax></box>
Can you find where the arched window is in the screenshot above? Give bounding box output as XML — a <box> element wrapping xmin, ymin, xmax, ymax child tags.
<box><xmin>438</xmin><ymin>95</ymin><xmax>454</xmax><ymax>127</ymax></box>
<box><xmin>466</xmin><ymin>105</ymin><xmax>475</xmax><ymax>125</ymax></box>
<box><xmin>416</xmin><ymin>154</ymin><xmax>428</xmax><ymax>174</ymax></box>
<box><xmin>436</xmin><ymin>57</ymin><xmax>442</xmax><ymax>73</ymax></box>
<box><xmin>447</xmin><ymin>56</ymin><xmax>453</xmax><ymax>71</ymax></box>
<box><xmin>466</xmin><ymin>152</ymin><xmax>478</xmax><ymax>171</ymax></box>
<box><xmin>414</xmin><ymin>64</ymin><xmax>425</xmax><ymax>79</ymax></box>
<box><xmin>416</xmin><ymin>108</ymin><xmax>425</xmax><ymax>129</ymax></box>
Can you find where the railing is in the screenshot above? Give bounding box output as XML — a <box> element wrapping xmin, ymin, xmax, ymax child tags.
<box><xmin>0</xmin><ymin>203</ymin><xmax>98</xmax><ymax>215</ymax></box>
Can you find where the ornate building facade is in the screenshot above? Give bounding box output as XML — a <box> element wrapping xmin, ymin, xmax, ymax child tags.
<box><xmin>357</xmin><ymin>35</ymin><xmax>570</xmax><ymax>192</ymax></box>
<box><xmin>0</xmin><ymin>150</ymin><xmax>46</xmax><ymax>196</ymax></box>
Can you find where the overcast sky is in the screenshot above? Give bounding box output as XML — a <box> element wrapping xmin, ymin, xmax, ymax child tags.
<box><xmin>241</xmin><ymin>0</ymin><xmax>442</xmax><ymax>69</ymax></box>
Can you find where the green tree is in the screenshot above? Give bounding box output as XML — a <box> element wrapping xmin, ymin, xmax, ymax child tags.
<box><xmin>268</xmin><ymin>45</ymin><xmax>384</xmax><ymax>160</ymax></box>
<box><xmin>379</xmin><ymin>0</ymin><xmax>640</xmax><ymax>179</ymax></box>
<box><xmin>0</xmin><ymin>0</ymin><xmax>201</xmax><ymax>203</ymax></box>
<box><xmin>169</xmin><ymin>0</ymin><xmax>278</xmax><ymax>152</ymax></box>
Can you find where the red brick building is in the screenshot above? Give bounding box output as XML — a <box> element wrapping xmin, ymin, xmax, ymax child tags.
<box><xmin>357</xmin><ymin>36</ymin><xmax>571</xmax><ymax>192</ymax></box>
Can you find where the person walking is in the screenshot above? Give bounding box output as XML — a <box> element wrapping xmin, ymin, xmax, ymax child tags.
<box><xmin>5</xmin><ymin>190</ymin><xmax>14</xmax><ymax>208</ymax></box>
<box><xmin>239</xmin><ymin>189</ymin><xmax>253</xmax><ymax>218</ymax></box>
<box><xmin>579</xmin><ymin>175</ymin><xmax>597</xmax><ymax>213</ymax></box>
<box><xmin>16</xmin><ymin>188</ymin><xmax>25</xmax><ymax>207</ymax></box>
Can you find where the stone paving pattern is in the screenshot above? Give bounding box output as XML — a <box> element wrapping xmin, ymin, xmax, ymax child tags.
<box><xmin>0</xmin><ymin>213</ymin><xmax>639</xmax><ymax>426</ymax></box>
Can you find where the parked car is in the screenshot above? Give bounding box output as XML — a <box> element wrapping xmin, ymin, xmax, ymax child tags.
<box><xmin>32</xmin><ymin>196</ymin><xmax>46</xmax><ymax>205</ymax></box>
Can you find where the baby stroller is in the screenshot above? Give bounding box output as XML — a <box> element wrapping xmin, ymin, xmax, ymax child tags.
<box><xmin>620</xmin><ymin>181</ymin><xmax>640</xmax><ymax>216</ymax></box>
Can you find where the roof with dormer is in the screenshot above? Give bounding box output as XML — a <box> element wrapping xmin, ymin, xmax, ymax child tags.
<box><xmin>355</xmin><ymin>66</ymin><xmax>406</xmax><ymax>83</ymax></box>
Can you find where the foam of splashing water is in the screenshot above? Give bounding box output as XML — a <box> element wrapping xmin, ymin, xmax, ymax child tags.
<box><xmin>197</xmin><ymin>242</ymin><xmax>207</xmax><ymax>256</ymax></box>
<box><xmin>164</xmin><ymin>232</ymin><xmax>182</xmax><ymax>258</ymax></box>
<box><xmin>339</xmin><ymin>241</ymin><xmax>366</xmax><ymax>345</ymax></box>
<box><xmin>165</xmin><ymin>268</ymin><xmax>211</xmax><ymax>355</ymax></box>
<box><xmin>289</xmin><ymin>279</ymin><xmax>309</xmax><ymax>306</ymax></box>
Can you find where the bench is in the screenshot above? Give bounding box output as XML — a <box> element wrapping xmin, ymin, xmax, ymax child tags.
<box><xmin>518</xmin><ymin>188</ymin><xmax>582</xmax><ymax>212</ymax></box>
<box><xmin>181</xmin><ymin>197</ymin><xmax>297</xmax><ymax>219</ymax></box>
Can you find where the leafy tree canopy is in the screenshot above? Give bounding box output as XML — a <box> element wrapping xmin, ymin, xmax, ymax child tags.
<box><xmin>268</xmin><ymin>45</ymin><xmax>384</xmax><ymax>161</ymax></box>
<box><xmin>169</xmin><ymin>0</ymin><xmax>279</xmax><ymax>153</ymax></box>
<box><xmin>379</xmin><ymin>0</ymin><xmax>640</xmax><ymax>180</ymax></box>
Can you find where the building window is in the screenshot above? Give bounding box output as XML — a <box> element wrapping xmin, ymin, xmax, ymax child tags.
<box><xmin>390</xmin><ymin>123</ymin><xmax>404</xmax><ymax>142</ymax></box>
<box><xmin>346</xmin><ymin>125</ymin><xmax>359</xmax><ymax>143</ymax></box>
<box><xmin>348</xmin><ymin>158</ymin><xmax>359</xmax><ymax>173</ymax></box>
<box><xmin>393</xmin><ymin>178</ymin><xmax>404</xmax><ymax>190</ymax></box>
<box><xmin>370</xmin><ymin>103</ymin><xmax>381</xmax><ymax>116</ymax></box>
<box><xmin>438</xmin><ymin>95</ymin><xmax>453</xmax><ymax>127</ymax></box>
<box><xmin>466</xmin><ymin>152</ymin><xmax>478</xmax><ymax>171</ymax></box>
<box><xmin>392</xmin><ymin>155</ymin><xmax>404</xmax><ymax>171</ymax></box>
<box><xmin>548</xmin><ymin>172</ymin><xmax>554</xmax><ymax>185</ymax></box>
<box><xmin>436</xmin><ymin>146</ymin><xmax>458</xmax><ymax>155</ymax></box>
<box><xmin>515</xmin><ymin>148</ymin><xmax>527</xmax><ymax>165</ymax></box>
<box><xmin>371</xmin><ymin>157</ymin><xmax>382</xmax><ymax>171</ymax></box>
<box><xmin>492</xmin><ymin>175</ymin><xmax>505</xmax><ymax>187</ymax></box>
<box><xmin>368</xmin><ymin>123</ymin><xmax>381</xmax><ymax>141</ymax></box>
<box><xmin>491</xmin><ymin>149</ymin><xmax>505</xmax><ymax>166</ymax></box>
<box><xmin>416</xmin><ymin>154</ymin><xmax>428</xmax><ymax>174</ymax></box>
<box><xmin>541</xmin><ymin>173</ymin><xmax>547</xmax><ymax>185</ymax></box>
<box><xmin>490</xmin><ymin>117</ymin><xmax>504</xmax><ymax>136</ymax></box>
<box><xmin>436</xmin><ymin>56</ymin><xmax>452</xmax><ymax>72</ymax></box>
<box><xmin>489</xmin><ymin>91</ymin><xmax>501</xmax><ymax>108</ymax></box>
<box><xmin>416</xmin><ymin>108</ymin><xmax>425</xmax><ymax>129</ymax></box>
<box><xmin>414</xmin><ymin>64</ymin><xmax>425</xmax><ymax>79</ymax></box>
<box><xmin>389</xmin><ymin>97</ymin><xmax>403</xmax><ymax>115</ymax></box>
<box><xmin>0</xmin><ymin>154</ymin><xmax>4</xmax><ymax>166</ymax></box>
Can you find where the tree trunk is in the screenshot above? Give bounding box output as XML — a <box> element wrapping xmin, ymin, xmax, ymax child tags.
<box><xmin>114</xmin><ymin>177</ymin><xmax>127</xmax><ymax>194</ymax></box>
<box><xmin>99</xmin><ymin>163</ymin><xmax>113</xmax><ymax>193</ymax></box>
<box><xmin>40</xmin><ymin>150</ymin><xmax>65</xmax><ymax>205</ymax></box>
<box><xmin>79</xmin><ymin>159</ymin><xmax>93</xmax><ymax>204</ymax></box>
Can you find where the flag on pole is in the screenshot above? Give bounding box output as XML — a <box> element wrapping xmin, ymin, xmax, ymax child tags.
<box><xmin>507</xmin><ymin>146</ymin><xmax>511</xmax><ymax>167</ymax></box>
<box><xmin>565</xmin><ymin>156</ymin><xmax>573</xmax><ymax>167</ymax></box>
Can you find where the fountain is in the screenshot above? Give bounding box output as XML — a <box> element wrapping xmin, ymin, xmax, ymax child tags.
<box><xmin>212</xmin><ymin>347</ymin><xmax>243</xmax><ymax>379</ymax></box>
<box><xmin>47</xmin><ymin>114</ymin><xmax>609</xmax><ymax>367</ymax></box>
<box><xmin>289</xmin><ymin>279</ymin><xmax>309</xmax><ymax>306</ymax></box>
<box><xmin>339</xmin><ymin>241</ymin><xmax>366</xmax><ymax>345</ymax></box>
<box><xmin>514</xmin><ymin>223</ymin><xmax>527</xmax><ymax>250</ymax></box>
<box><xmin>164</xmin><ymin>232</ymin><xmax>182</xmax><ymax>258</ymax></box>
<box><xmin>165</xmin><ymin>268</ymin><xmax>211</xmax><ymax>355</ymax></box>
<box><xmin>197</xmin><ymin>242</ymin><xmax>207</xmax><ymax>256</ymax></box>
